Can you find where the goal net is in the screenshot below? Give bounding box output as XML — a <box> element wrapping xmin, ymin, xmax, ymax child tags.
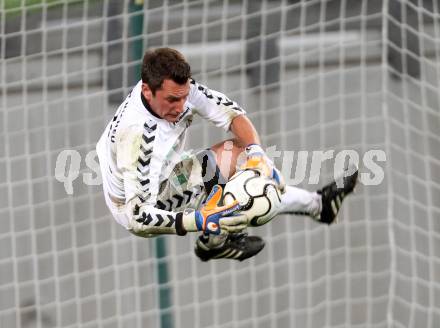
<box><xmin>1</xmin><ymin>1</ymin><xmax>439</xmax><ymax>327</ymax></box>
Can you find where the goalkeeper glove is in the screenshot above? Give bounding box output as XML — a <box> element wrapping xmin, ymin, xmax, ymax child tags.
<box><xmin>240</xmin><ymin>144</ymin><xmax>285</xmax><ymax>192</ymax></box>
<box><xmin>180</xmin><ymin>185</ymin><xmax>247</xmax><ymax>235</ymax></box>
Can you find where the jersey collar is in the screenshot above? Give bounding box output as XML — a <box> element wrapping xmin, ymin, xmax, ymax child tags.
<box><xmin>140</xmin><ymin>92</ymin><xmax>162</xmax><ymax>119</ymax></box>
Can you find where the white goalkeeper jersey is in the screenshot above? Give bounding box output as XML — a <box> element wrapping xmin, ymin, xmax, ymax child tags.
<box><xmin>96</xmin><ymin>79</ymin><xmax>245</xmax><ymax>236</ymax></box>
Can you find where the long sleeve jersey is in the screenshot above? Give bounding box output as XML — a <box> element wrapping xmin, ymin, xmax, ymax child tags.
<box><xmin>96</xmin><ymin>79</ymin><xmax>245</xmax><ymax>236</ymax></box>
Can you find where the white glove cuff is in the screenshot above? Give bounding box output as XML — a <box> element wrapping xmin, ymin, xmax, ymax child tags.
<box><xmin>181</xmin><ymin>209</ymin><xmax>198</xmax><ymax>233</ymax></box>
<box><xmin>245</xmin><ymin>144</ymin><xmax>265</xmax><ymax>157</ymax></box>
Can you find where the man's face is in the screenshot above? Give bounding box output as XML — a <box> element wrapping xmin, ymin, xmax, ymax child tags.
<box><xmin>142</xmin><ymin>79</ymin><xmax>190</xmax><ymax>123</ymax></box>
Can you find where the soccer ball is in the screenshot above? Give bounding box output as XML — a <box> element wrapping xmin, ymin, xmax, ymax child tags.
<box><xmin>223</xmin><ymin>169</ymin><xmax>282</xmax><ymax>227</ymax></box>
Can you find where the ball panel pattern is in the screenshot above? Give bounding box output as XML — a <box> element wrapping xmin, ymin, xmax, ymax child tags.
<box><xmin>223</xmin><ymin>169</ymin><xmax>282</xmax><ymax>227</ymax></box>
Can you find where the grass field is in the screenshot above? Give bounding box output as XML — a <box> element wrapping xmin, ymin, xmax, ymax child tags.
<box><xmin>3</xmin><ymin>0</ymin><xmax>94</xmax><ymax>11</ymax></box>
<box><xmin>4</xmin><ymin>0</ymin><xmax>60</xmax><ymax>10</ymax></box>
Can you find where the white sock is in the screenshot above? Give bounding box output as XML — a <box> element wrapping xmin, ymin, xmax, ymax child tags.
<box><xmin>279</xmin><ymin>185</ymin><xmax>322</xmax><ymax>217</ymax></box>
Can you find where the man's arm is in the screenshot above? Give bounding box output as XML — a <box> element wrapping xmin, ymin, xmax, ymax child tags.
<box><xmin>188</xmin><ymin>79</ymin><xmax>260</xmax><ymax>146</ymax></box>
<box><xmin>116</xmin><ymin>125</ymin><xmax>246</xmax><ymax>237</ymax></box>
<box><xmin>126</xmin><ymin>185</ymin><xmax>247</xmax><ymax>237</ymax></box>
<box><xmin>229</xmin><ymin>115</ymin><xmax>261</xmax><ymax>147</ymax></box>
<box><xmin>230</xmin><ymin>114</ymin><xmax>285</xmax><ymax>191</ymax></box>
<box><xmin>189</xmin><ymin>79</ymin><xmax>245</xmax><ymax>131</ymax></box>
<box><xmin>188</xmin><ymin>79</ymin><xmax>281</xmax><ymax>185</ymax></box>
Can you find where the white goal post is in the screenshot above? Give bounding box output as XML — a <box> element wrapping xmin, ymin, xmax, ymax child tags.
<box><xmin>1</xmin><ymin>1</ymin><xmax>439</xmax><ymax>328</ymax></box>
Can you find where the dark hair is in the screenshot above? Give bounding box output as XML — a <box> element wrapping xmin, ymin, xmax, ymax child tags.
<box><xmin>141</xmin><ymin>47</ymin><xmax>191</xmax><ymax>94</ymax></box>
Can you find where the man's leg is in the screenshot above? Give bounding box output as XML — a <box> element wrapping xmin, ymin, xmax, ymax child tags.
<box><xmin>278</xmin><ymin>185</ymin><xmax>322</xmax><ymax>217</ymax></box>
<box><xmin>194</xmin><ymin>145</ymin><xmax>265</xmax><ymax>261</ymax></box>
<box><xmin>155</xmin><ymin>144</ymin><xmax>264</xmax><ymax>261</ymax></box>
<box><xmin>209</xmin><ymin>138</ymin><xmax>245</xmax><ymax>180</ymax></box>
<box><xmin>193</xmin><ymin>141</ymin><xmax>358</xmax><ymax>260</ymax></box>
<box><xmin>277</xmin><ymin>169</ymin><xmax>359</xmax><ymax>224</ymax></box>
<box><xmin>210</xmin><ymin>139</ymin><xmax>358</xmax><ymax>224</ymax></box>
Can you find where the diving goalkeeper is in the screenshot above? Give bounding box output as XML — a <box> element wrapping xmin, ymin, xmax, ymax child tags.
<box><xmin>96</xmin><ymin>47</ymin><xmax>358</xmax><ymax>261</ymax></box>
